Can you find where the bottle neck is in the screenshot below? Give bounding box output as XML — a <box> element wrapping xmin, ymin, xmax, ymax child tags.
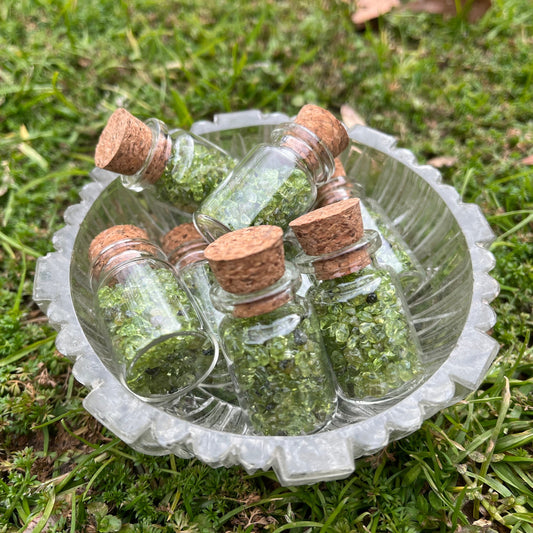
<box><xmin>121</xmin><ymin>119</ymin><xmax>173</xmax><ymax>189</ymax></box>
<box><xmin>295</xmin><ymin>230</ymin><xmax>381</xmax><ymax>281</ymax></box>
<box><xmin>271</xmin><ymin>123</ymin><xmax>335</xmax><ymax>185</ymax></box>
<box><xmin>170</xmin><ymin>240</ymin><xmax>208</xmax><ymax>270</ymax></box>
<box><xmin>315</xmin><ymin>175</ymin><xmax>354</xmax><ymax>208</ymax></box>
<box><xmin>212</xmin><ymin>262</ymin><xmax>300</xmax><ymax>318</ymax></box>
<box><xmin>90</xmin><ymin>238</ymin><xmax>167</xmax><ymax>289</ymax></box>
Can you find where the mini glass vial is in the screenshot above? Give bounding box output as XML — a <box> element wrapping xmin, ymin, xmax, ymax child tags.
<box><xmin>284</xmin><ymin>159</ymin><xmax>355</xmax><ymax>263</ymax></box>
<box><xmin>194</xmin><ymin>104</ymin><xmax>349</xmax><ymax>241</ymax></box>
<box><xmin>315</xmin><ymin>158</ymin><xmax>422</xmax><ymax>282</ymax></box>
<box><xmin>162</xmin><ymin>223</ymin><xmax>236</xmax><ymax>404</ymax></box>
<box><xmin>290</xmin><ymin>199</ymin><xmax>424</xmax><ymax>406</ymax></box>
<box><xmin>315</xmin><ymin>157</ymin><xmax>355</xmax><ymax>207</ymax></box>
<box><xmin>94</xmin><ymin>108</ymin><xmax>235</xmax><ymax>213</ymax></box>
<box><xmin>315</xmin><ymin>158</ymin><xmax>424</xmax><ymax>291</ymax></box>
<box><xmin>89</xmin><ymin>224</ymin><xmax>218</xmax><ymax>402</ymax></box>
<box><xmin>204</xmin><ymin>225</ymin><xmax>337</xmax><ymax>436</ymax></box>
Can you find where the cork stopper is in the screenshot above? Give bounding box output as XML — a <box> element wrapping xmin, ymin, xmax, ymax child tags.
<box><xmin>289</xmin><ymin>198</ymin><xmax>364</xmax><ymax>256</ymax></box>
<box><xmin>316</xmin><ymin>158</ymin><xmax>354</xmax><ymax>207</ymax></box>
<box><xmin>312</xmin><ymin>247</ymin><xmax>371</xmax><ymax>280</ymax></box>
<box><xmin>89</xmin><ymin>224</ymin><xmax>151</xmax><ymax>279</ymax></box>
<box><xmin>294</xmin><ymin>105</ymin><xmax>349</xmax><ymax>158</ymax></box>
<box><xmin>332</xmin><ymin>157</ymin><xmax>346</xmax><ymax>178</ymax></box>
<box><xmin>232</xmin><ymin>291</ymin><xmax>291</xmax><ymax>319</ymax></box>
<box><xmin>161</xmin><ymin>223</ymin><xmax>206</xmax><ymax>266</ymax></box>
<box><xmin>94</xmin><ymin>108</ymin><xmax>171</xmax><ymax>184</ymax></box>
<box><xmin>289</xmin><ymin>199</ymin><xmax>370</xmax><ymax>280</ymax></box>
<box><xmin>204</xmin><ymin>226</ymin><xmax>285</xmax><ymax>294</ymax></box>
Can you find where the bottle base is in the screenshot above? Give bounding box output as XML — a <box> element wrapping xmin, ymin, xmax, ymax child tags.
<box><xmin>193</xmin><ymin>212</ymin><xmax>232</xmax><ymax>242</ymax></box>
<box><xmin>336</xmin><ymin>373</ymin><xmax>427</xmax><ymax>416</ymax></box>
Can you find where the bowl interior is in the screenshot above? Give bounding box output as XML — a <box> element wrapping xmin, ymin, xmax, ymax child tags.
<box><xmin>70</xmin><ymin>123</ymin><xmax>473</xmax><ymax>434</ymax></box>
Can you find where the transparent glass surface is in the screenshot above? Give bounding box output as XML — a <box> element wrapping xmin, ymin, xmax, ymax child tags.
<box><xmin>195</xmin><ymin>145</ymin><xmax>315</xmax><ymax>241</ymax></box>
<box><xmin>215</xmin><ymin>291</ymin><xmax>337</xmax><ymax>437</ymax></box>
<box><xmin>34</xmin><ymin>111</ymin><xmax>499</xmax><ymax>486</ymax></box>
<box><xmin>95</xmin><ymin>258</ymin><xmax>217</xmax><ymax>402</ymax></box>
<box><xmin>359</xmin><ymin>201</ymin><xmax>425</xmax><ymax>293</ymax></box>
<box><xmin>177</xmin><ymin>258</ymin><xmax>237</xmax><ymax>404</ymax></box>
<box><xmin>307</xmin><ymin>262</ymin><xmax>424</xmax><ymax>407</ymax></box>
<box><xmin>122</xmin><ymin>121</ymin><xmax>236</xmax><ymax>214</ymax></box>
<box><xmin>178</xmin><ymin>258</ymin><xmax>224</xmax><ymax>336</ymax></box>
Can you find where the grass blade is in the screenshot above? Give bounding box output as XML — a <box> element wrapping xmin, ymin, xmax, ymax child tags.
<box><xmin>0</xmin><ymin>334</ymin><xmax>56</xmax><ymax>367</ymax></box>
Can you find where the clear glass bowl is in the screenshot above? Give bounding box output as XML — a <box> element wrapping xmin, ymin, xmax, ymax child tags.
<box><xmin>33</xmin><ymin>110</ymin><xmax>499</xmax><ymax>486</ymax></box>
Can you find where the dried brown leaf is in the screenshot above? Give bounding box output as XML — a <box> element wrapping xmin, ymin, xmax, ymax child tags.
<box><xmin>521</xmin><ymin>154</ymin><xmax>533</xmax><ymax>165</ymax></box>
<box><xmin>351</xmin><ymin>0</ymin><xmax>400</xmax><ymax>25</ymax></box>
<box><xmin>0</xmin><ymin>161</ymin><xmax>13</xmax><ymax>197</ymax></box>
<box><xmin>427</xmin><ymin>155</ymin><xmax>458</xmax><ymax>167</ymax></box>
<box><xmin>472</xmin><ymin>518</ymin><xmax>494</xmax><ymax>528</ymax></box>
<box><xmin>341</xmin><ymin>103</ymin><xmax>367</xmax><ymax>128</ymax></box>
<box><xmin>403</xmin><ymin>0</ymin><xmax>457</xmax><ymax>15</ymax></box>
<box><xmin>402</xmin><ymin>0</ymin><xmax>491</xmax><ymax>22</ymax></box>
<box><xmin>36</xmin><ymin>362</ymin><xmax>58</xmax><ymax>388</ymax></box>
<box><xmin>467</xmin><ymin>0</ymin><xmax>492</xmax><ymax>22</ymax></box>
<box><xmin>25</xmin><ymin>514</ymin><xmax>59</xmax><ymax>532</ymax></box>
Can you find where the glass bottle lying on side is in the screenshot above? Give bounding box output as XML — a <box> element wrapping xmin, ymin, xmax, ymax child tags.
<box><xmin>204</xmin><ymin>225</ymin><xmax>337</xmax><ymax>436</ymax></box>
<box><xmin>89</xmin><ymin>224</ymin><xmax>218</xmax><ymax>402</ymax></box>
<box><xmin>162</xmin><ymin>223</ymin><xmax>237</xmax><ymax>404</ymax></box>
<box><xmin>194</xmin><ymin>104</ymin><xmax>349</xmax><ymax>241</ymax></box>
<box><xmin>315</xmin><ymin>158</ymin><xmax>425</xmax><ymax>291</ymax></box>
<box><xmin>94</xmin><ymin>108</ymin><xmax>236</xmax><ymax>213</ymax></box>
<box><xmin>290</xmin><ymin>199</ymin><xmax>425</xmax><ymax>407</ymax></box>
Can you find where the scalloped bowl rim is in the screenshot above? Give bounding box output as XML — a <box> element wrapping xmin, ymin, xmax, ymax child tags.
<box><xmin>33</xmin><ymin>110</ymin><xmax>499</xmax><ymax>486</ymax></box>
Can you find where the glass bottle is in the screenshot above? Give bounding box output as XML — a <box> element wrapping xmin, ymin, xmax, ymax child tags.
<box><xmin>94</xmin><ymin>108</ymin><xmax>236</xmax><ymax>213</ymax></box>
<box><xmin>89</xmin><ymin>224</ymin><xmax>218</xmax><ymax>402</ymax></box>
<box><xmin>194</xmin><ymin>104</ymin><xmax>349</xmax><ymax>241</ymax></box>
<box><xmin>290</xmin><ymin>199</ymin><xmax>424</xmax><ymax>406</ymax></box>
<box><xmin>315</xmin><ymin>157</ymin><xmax>355</xmax><ymax>207</ymax></box>
<box><xmin>162</xmin><ymin>223</ymin><xmax>237</xmax><ymax>404</ymax></box>
<box><xmin>316</xmin><ymin>158</ymin><xmax>424</xmax><ymax>287</ymax></box>
<box><xmin>204</xmin><ymin>225</ymin><xmax>337</xmax><ymax>436</ymax></box>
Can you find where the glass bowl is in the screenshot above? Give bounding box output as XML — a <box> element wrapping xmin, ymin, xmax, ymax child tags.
<box><xmin>33</xmin><ymin>110</ymin><xmax>499</xmax><ymax>486</ymax></box>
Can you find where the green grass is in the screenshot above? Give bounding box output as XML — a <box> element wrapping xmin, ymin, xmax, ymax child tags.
<box><xmin>0</xmin><ymin>0</ymin><xmax>532</xmax><ymax>531</ymax></box>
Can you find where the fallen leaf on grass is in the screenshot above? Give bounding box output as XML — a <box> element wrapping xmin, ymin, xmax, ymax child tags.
<box><xmin>427</xmin><ymin>155</ymin><xmax>458</xmax><ymax>167</ymax></box>
<box><xmin>465</xmin><ymin>0</ymin><xmax>492</xmax><ymax>21</ymax></box>
<box><xmin>0</xmin><ymin>161</ymin><xmax>13</xmax><ymax>197</ymax></box>
<box><xmin>25</xmin><ymin>514</ymin><xmax>59</xmax><ymax>532</ymax></box>
<box><xmin>341</xmin><ymin>103</ymin><xmax>367</xmax><ymax>128</ymax></box>
<box><xmin>402</xmin><ymin>0</ymin><xmax>491</xmax><ymax>23</ymax></box>
<box><xmin>351</xmin><ymin>0</ymin><xmax>400</xmax><ymax>25</ymax></box>
<box><xmin>472</xmin><ymin>519</ymin><xmax>494</xmax><ymax>528</ymax></box>
<box><xmin>521</xmin><ymin>155</ymin><xmax>533</xmax><ymax>165</ymax></box>
<box><xmin>403</xmin><ymin>0</ymin><xmax>457</xmax><ymax>15</ymax></box>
